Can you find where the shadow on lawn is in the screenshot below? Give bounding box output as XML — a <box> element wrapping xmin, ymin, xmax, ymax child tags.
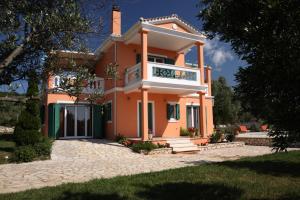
<box><xmin>55</xmin><ymin>191</ymin><xmax>127</xmax><ymax>200</ymax></box>
<box><xmin>218</xmin><ymin>160</ymin><xmax>300</xmax><ymax>177</ymax></box>
<box><xmin>137</xmin><ymin>182</ymin><xmax>243</xmax><ymax>200</ymax></box>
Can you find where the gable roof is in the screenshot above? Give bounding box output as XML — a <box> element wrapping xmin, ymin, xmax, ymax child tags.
<box><xmin>140</xmin><ymin>14</ymin><xmax>202</xmax><ymax>35</ymax></box>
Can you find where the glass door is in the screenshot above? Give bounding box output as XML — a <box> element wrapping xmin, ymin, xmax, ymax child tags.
<box><xmin>186</xmin><ymin>106</ymin><xmax>199</xmax><ymax>129</ymax></box>
<box><xmin>138</xmin><ymin>102</ymin><xmax>154</xmax><ymax>137</ymax></box>
<box><xmin>64</xmin><ymin>105</ymin><xmax>93</xmax><ymax>138</ymax></box>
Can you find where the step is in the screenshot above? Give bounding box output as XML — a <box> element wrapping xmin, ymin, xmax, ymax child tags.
<box><xmin>166</xmin><ymin>140</ymin><xmax>192</xmax><ymax>144</ymax></box>
<box><xmin>172</xmin><ymin>146</ymin><xmax>199</xmax><ymax>153</ymax></box>
<box><xmin>169</xmin><ymin>143</ymin><xmax>197</xmax><ymax>148</ymax></box>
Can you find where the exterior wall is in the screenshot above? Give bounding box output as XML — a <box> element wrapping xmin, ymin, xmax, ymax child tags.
<box><xmin>103</xmin><ymin>91</ymin><xmax>214</xmax><ymax>139</ymax></box>
<box><xmin>155</xmin><ymin>22</ymin><xmax>190</xmax><ymax>33</ymax></box>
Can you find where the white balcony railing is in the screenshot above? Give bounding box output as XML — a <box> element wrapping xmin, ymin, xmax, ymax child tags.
<box><xmin>125</xmin><ymin>63</ymin><xmax>141</xmax><ymax>85</ymax></box>
<box><xmin>52</xmin><ymin>74</ymin><xmax>104</xmax><ymax>94</ymax></box>
<box><xmin>125</xmin><ymin>62</ymin><xmax>200</xmax><ymax>87</ymax></box>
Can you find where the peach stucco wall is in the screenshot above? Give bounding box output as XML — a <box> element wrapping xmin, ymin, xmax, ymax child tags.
<box><xmin>103</xmin><ymin>91</ymin><xmax>214</xmax><ymax>139</ymax></box>
<box><xmin>155</xmin><ymin>22</ymin><xmax>191</xmax><ymax>33</ymax></box>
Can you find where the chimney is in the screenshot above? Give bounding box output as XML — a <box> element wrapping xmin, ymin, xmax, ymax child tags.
<box><xmin>111</xmin><ymin>4</ymin><xmax>121</xmax><ymax>35</ymax></box>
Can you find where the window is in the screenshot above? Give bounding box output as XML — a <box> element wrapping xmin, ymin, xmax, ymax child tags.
<box><xmin>167</xmin><ymin>103</ymin><xmax>180</xmax><ymax>121</ymax></box>
<box><xmin>136</xmin><ymin>54</ymin><xmax>175</xmax><ymax>65</ymax></box>
<box><xmin>54</xmin><ymin>76</ymin><xmax>60</xmax><ymax>87</ymax></box>
<box><xmin>106</xmin><ymin>102</ymin><xmax>112</xmax><ymax>122</ymax></box>
<box><xmin>186</xmin><ymin>106</ymin><xmax>199</xmax><ymax>129</ymax></box>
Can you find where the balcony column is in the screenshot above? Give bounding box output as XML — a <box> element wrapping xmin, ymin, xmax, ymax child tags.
<box><xmin>198</xmin><ymin>91</ymin><xmax>206</xmax><ymax>138</ymax></box>
<box><xmin>141</xmin><ymin>29</ymin><xmax>148</xmax><ymax>79</ymax></box>
<box><xmin>141</xmin><ymin>88</ymin><xmax>148</xmax><ymax>141</ymax></box>
<box><xmin>205</xmin><ymin>66</ymin><xmax>212</xmax><ymax>96</ymax></box>
<box><xmin>196</xmin><ymin>42</ymin><xmax>205</xmax><ymax>85</ymax></box>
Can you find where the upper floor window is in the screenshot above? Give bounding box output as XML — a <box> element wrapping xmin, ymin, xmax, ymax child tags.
<box><xmin>54</xmin><ymin>76</ymin><xmax>60</xmax><ymax>87</ymax></box>
<box><xmin>136</xmin><ymin>54</ymin><xmax>175</xmax><ymax>65</ymax></box>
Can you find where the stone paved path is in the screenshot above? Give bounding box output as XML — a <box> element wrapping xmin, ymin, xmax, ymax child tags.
<box><xmin>0</xmin><ymin>139</ymin><xmax>282</xmax><ymax>194</ymax></box>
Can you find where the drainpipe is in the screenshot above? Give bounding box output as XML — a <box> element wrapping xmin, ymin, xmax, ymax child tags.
<box><xmin>114</xmin><ymin>42</ymin><xmax>117</xmax><ymax>137</ymax></box>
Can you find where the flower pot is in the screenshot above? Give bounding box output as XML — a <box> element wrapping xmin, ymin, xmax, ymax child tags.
<box><xmin>148</xmin><ymin>133</ymin><xmax>153</xmax><ymax>140</ymax></box>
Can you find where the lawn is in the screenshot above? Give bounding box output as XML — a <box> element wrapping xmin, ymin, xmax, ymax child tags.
<box><xmin>0</xmin><ymin>134</ymin><xmax>15</xmax><ymax>164</ymax></box>
<box><xmin>1</xmin><ymin>150</ymin><xmax>299</xmax><ymax>200</ymax></box>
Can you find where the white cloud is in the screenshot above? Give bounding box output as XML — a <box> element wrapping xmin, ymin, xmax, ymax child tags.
<box><xmin>204</xmin><ymin>38</ymin><xmax>233</xmax><ymax>71</ymax></box>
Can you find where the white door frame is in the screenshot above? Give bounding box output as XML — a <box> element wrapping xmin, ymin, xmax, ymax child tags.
<box><xmin>63</xmin><ymin>105</ymin><xmax>93</xmax><ymax>139</ymax></box>
<box><xmin>137</xmin><ymin>100</ymin><xmax>155</xmax><ymax>137</ymax></box>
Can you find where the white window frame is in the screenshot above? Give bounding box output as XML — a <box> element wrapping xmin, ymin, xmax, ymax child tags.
<box><xmin>168</xmin><ymin>102</ymin><xmax>179</xmax><ymax>123</ymax></box>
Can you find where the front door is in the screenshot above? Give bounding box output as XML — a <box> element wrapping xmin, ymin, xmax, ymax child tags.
<box><xmin>138</xmin><ymin>102</ymin><xmax>154</xmax><ymax>137</ymax></box>
<box><xmin>64</xmin><ymin>105</ymin><xmax>92</xmax><ymax>138</ymax></box>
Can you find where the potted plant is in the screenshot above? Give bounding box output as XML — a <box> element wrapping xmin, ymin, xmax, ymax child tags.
<box><xmin>148</xmin><ymin>129</ymin><xmax>153</xmax><ymax>140</ymax></box>
<box><xmin>188</xmin><ymin>127</ymin><xmax>196</xmax><ymax>137</ymax></box>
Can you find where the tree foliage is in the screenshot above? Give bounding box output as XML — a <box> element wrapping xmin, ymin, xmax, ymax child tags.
<box><xmin>212</xmin><ymin>76</ymin><xmax>238</xmax><ymax>125</ymax></box>
<box><xmin>199</xmin><ymin>0</ymin><xmax>300</xmax><ymax>150</ymax></box>
<box><xmin>0</xmin><ymin>0</ymin><xmax>106</xmax><ymax>84</ymax></box>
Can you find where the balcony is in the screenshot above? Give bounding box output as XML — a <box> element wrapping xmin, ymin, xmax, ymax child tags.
<box><xmin>52</xmin><ymin>74</ymin><xmax>104</xmax><ymax>94</ymax></box>
<box><xmin>124</xmin><ymin>62</ymin><xmax>206</xmax><ymax>95</ymax></box>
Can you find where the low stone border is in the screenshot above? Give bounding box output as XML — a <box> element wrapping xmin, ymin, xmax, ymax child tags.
<box><xmin>198</xmin><ymin>142</ymin><xmax>245</xmax><ymax>152</ymax></box>
<box><xmin>140</xmin><ymin>148</ymin><xmax>173</xmax><ymax>155</ymax></box>
<box><xmin>235</xmin><ymin>137</ymin><xmax>272</xmax><ymax>146</ymax></box>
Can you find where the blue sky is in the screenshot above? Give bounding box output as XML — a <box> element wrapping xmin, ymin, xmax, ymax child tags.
<box><xmin>0</xmin><ymin>0</ymin><xmax>246</xmax><ymax>93</ymax></box>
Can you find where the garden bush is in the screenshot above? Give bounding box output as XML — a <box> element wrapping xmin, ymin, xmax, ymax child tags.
<box><xmin>115</xmin><ymin>134</ymin><xmax>128</xmax><ymax>144</ymax></box>
<box><xmin>33</xmin><ymin>138</ymin><xmax>52</xmax><ymax>157</ymax></box>
<box><xmin>13</xmin><ymin>71</ymin><xmax>42</xmax><ymax>146</ymax></box>
<box><xmin>180</xmin><ymin>127</ymin><xmax>190</xmax><ymax>136</ymax></box>
<box><xmin>210</xmin><ymin>131</ymin><xmax>222</xmax><ymax>143</ymax></box>
<box><xmin>131</xmin><ymin>141</ymin><xmax>157</xmax><ymax>153</ymax></box>
<box><xmin>225</xmin><ymin>133</ymin><xmax>235</xmax><ymax>142</ymax></box>
<box><xmin>14</xmin><ymin>145</ymin><xmax>37</xmax><ymax>162</ymax></box>
<box><xmin>14</xmin><ymin>128</ymin><xmax>41</xmax><ymax>146</ymax></box>
<box><xmin>250</xmin><ymin>123</ymin><xmax>260</xmax><ymax>132</ymax></box>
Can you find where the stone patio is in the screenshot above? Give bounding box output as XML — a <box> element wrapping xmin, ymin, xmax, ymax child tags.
<box><xmin>0</xmin><ymin>139</ymin><xmax>289</xmax><ymax>194</ymax></box>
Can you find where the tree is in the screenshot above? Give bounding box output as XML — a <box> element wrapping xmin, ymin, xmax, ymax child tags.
<box><xmin>198</xmin><ymin>0</ymin><xmax>300</xmax><ymax>150</ymax></box>
<box><xmin>212</xmin><ymin>77</ymin><xmax>238</xmax><ymax>125</ymax></box>
<box><xmin>0</xmin><ymin>0</ymin><xmax>107</xmax><ymax>84</ymax></box>
<box><xmin>13</xmin><ymin>70</ymin><xmax>41</xmax><ymax>145</ymax></box>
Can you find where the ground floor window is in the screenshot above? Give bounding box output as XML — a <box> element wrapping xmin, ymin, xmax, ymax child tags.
<box><xmin>167</xmin><ymin>103</ymin><xmax>180</xmax><ymax>121</ymax></box>
<box><xmin>186</xmin><ymin>105</ymin><xmax>199</xmax><ymax>129</ymax></box>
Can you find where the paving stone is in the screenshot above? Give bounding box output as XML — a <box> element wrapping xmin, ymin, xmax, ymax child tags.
<box><xmin>0</xmin><ymin>139</ymin><xmax>297</xmax><ymax>194</ymax></box>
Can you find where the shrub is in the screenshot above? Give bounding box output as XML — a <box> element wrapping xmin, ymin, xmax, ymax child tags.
<box><xmin>225</xmin><ymin>125</ymin><xmax>239</xmax><ymax>135</ymax></box>
<box><xmin>210</xmin><ymin>131</ymin><xmax>222</xmax><ymax>143</ymax></box>
<box><xmin>14</xmin><ymin>145</ymin><xmax>37</xmax><ymax>162</ymax></box>
<box><xmin>250</xmin><ymin>123</ymin><xmax>260</xmax><ymax>132</ymax></box>
<box><xmin>225</xmin><ymin>133</ymin><xmax>235</xmax><ymax>142</ymax></box>
<box><xmin>131</xmin><ymin>141</ymin><xmax>157</xmax><ymax>153</ymax></box>
<box><xmin>115</xmin><ymin>134</ymin><xmax>129</xmax><ymax>145</ymax></box>
<box><xmin>33</xmin><ymin>138</ymin><xmax>52</xmax><ymax>157</ymax></box>
<box><xmin>157</xmin><ymin>143</ymin><xmax>167</xmax><ymax>148</ymax></box>
<box><xmin>13</xmin><ymin>71</ymin><xmax>42</xmax><ymax>146</ymax></box>
<box><xmin>180</xmin><ymin>127</ymin><xmax>190</xmax><ymax>136</ymax></box>
<box><xmin>14</xmin><ymin>129</ymin><xmax>41</xmax><ymax>146</ymax></box>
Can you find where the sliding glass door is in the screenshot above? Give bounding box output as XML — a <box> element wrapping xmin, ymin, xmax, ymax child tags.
<box><xmin>64</xmin><ymin>105</ymin><xmax>93</xmax><ymax>138</ymax></box>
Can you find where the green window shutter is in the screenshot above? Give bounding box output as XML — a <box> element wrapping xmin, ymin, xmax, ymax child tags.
<box><xmin>48</xmin><ymin>103</ymin><xmax>60</xmax><ymax>139</ymax></box>
<box><xmin>167</xmin><ymin>104</ymin><xmax>171</xmax><ymax>120</ymax></box>
<box><xmin>136</xmin><ymin>54</ymin><xmax>141</xmax><ymax>64</ymax></box>
<box><xmin>176</xmin><ymin>104</ymin><xmax>180</xmax><ymax>120</ymax></box>
<box><xmin>165</xmin><ymin>58</ymin><xmax>175</xmax><ymax>65</ymax></box>
<box><xmin>93</xmin><ymin>105</ymin><xmax>103</xmax><ymax>139</ymax></box>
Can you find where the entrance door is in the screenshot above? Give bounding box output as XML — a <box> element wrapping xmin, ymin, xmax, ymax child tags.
<box><xmin>64</xmin><ymin>105</ymin><xmax>93</xmax><ymax>138</ymax></box>
<box><xmin>186</xmin><ymin>106</ymin><xmax>199</xmax><ymax>129</ymax></box>
<box><xmin>138</xmin><ymin>102</ymin><xmax>154</xmax><ymax>137</ymax></box>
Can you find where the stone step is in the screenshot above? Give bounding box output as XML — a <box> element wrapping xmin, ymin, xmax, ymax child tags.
<box><xmin>166</xmin><ymin>140</ymin><xmax>192</xmax><ymax>144</ymax></box>
<box><xmin>172</xmin><ymin>146</ymin><xmax>199</xmax><ymax>153</ymax></box>
<box><xmin>169</xmin><ymin>143</ymin><xmax>197</xmax><ymax>148</ymax></box>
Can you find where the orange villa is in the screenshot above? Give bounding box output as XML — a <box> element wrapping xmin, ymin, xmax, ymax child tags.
<box><xmin>43</xmin><ymin>5</ymin><xmax>214</xmax><ymax>145</ymax></box>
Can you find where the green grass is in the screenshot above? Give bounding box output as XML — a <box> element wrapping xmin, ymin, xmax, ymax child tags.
<box><xmin>1</xmin><ymin>151</ymin><xmax>300</xmax><ymax>200</ymax></box>
<box><xmin>0</xmin><ymin>134</ymin><xmax>16</xmax><ymax>164</ymax></box>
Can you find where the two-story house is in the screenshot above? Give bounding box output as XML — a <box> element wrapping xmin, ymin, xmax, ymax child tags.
<box><xmin>44</xmin><ymin>5</ymin><xmax>214</xmax><ymax>144</ymax></box>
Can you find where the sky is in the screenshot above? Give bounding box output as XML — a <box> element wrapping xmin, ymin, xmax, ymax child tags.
<box><xmin>0</xmin><ymin>0</ymin><xmax>247</xmax><ymax>93</ymax></box>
